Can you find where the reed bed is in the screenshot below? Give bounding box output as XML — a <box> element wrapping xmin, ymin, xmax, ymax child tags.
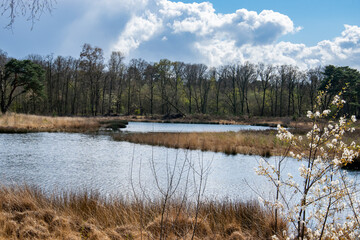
<box><xmin>0</xmin><ymin>185</ymin><xmax>286</xmax><ymax>240</ymax></box>
<box><xmin>0</xmin><ymin>113</ymin><xmax>100</xmax><ymax>133</ymax></box>
<box><xmin>113</xmin><ymin>130</ymin><xmax>286</xmax><ymax>157</ymax></box>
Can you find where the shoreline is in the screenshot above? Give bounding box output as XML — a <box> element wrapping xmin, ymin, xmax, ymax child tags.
<box><xmin>118</xmin><ymin>114</ymin><xmax>312</xmax><ymax>128</ymax></box>
<box><xmin>0</xmin><ymin>112</ymin><xmax>314</xmax><ymax>133</ymax></box>
<box><xmin>0</xmin><ymin>113</ymin><xmax>128</xmax><ymax>134</ymax></box>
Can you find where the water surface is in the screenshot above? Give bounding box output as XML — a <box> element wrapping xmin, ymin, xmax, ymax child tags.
<box><xmin>123</xmin><ymin>121</ymin><xmax>273</xmax><ymax>132</ymax></box>
<box><xmin>0</xmin><ymin>128</ymin><xmax>359</xmax><ymax>203</ymax></box>
<box><xmin>0</xmin><ymin>132</ymin><xmax>290</xmax><ymax>200</ymax></box>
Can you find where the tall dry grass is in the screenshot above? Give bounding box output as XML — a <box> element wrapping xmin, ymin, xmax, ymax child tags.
<box><xmin>0</xmin><ymin>113</ymin><xmax>100</xmax><ymax>133</ymax></box>
<box><xmin>0</xmin><ymin>185</ymin><xmax>286</xmax><ymax>240</ymax></box>
<box><xmin>113</xmin><ymin>130</ymin><xmax>287</xmax><ymax>157</ymax></box>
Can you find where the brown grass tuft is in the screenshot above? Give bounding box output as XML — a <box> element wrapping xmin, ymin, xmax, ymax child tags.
<box><xmin>224</xmin><ymin>223</ymin><xmax>241</xmax><ymax>236</ymax></box>
<box><xmin>17</xmin><ymin>224</ymin><xmax>50</xmax><ymax>239</ymax></box>
<box><xmin>146</xmin><ymin>214</ymin><xmax>211</xmax><ymax>239</ymax></box>
<box><xmin>0</xmin><ymin>186</ymin><xmax>286</xmax><ymax>239</ymax></box>
<box><xmin>113</xmin><ymin>130</ymin><xmax>288</xmax><ymax>157</ymax></box>
<box><xmin>228</xmin><ymin>231</ymin><xmax>247</xmax><ymax>240</ymax></box>
<box><xmin>3</xmin><ymin>219</ymin><xmax>18</xmax><ymax>237</ymax></box>
<box><xmin>0</xmin><ymin>113</ymin><xmax>100</xmax><ymax>133</ymax></box>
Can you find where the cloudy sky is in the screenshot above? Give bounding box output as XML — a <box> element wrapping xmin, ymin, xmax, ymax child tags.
<box><xmin>1</xmin><ymin>0</ymin><xmax>359</xmax><ymax>69</ymax></box>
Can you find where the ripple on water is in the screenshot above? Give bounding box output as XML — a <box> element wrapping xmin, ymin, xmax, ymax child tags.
<box><xmin>0</xmin><ymin>128</ymin><xmax>359</xmax><ymax>203</ymax></box>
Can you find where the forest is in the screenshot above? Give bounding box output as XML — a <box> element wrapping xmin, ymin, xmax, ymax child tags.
<box><xmin>1</xmin><ymin>43</ymin><xmax>359</xmax><ymax>118</ymax></box>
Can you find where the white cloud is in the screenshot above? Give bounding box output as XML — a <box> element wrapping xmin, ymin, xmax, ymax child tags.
<box><xmin>196</xmin><ymin>24</ymin><xmax>360</xmax><ymax>69</ymax></box>
<box><xmin>59</xmin><ymin>0</ymin><xmax>149</xmax><ymax>57</ymax></box>
<box><xmin>194</xmin><ymin>39</ymin><xmax>244</xmax><ymax>66</ymax></box>
<box><xmin>113</xmin><ymin>11</ymin><xmax>163</xmax><ymax>55</ymax></box>
<box><xmin>61</xmin><ymin>0</ymin><xmax>360</xmax><ymax>69</ymax></box>
<box><xmin>112</xmin><ymin>0</ymin><xmax>298</xmax><ymax>55</ymax></box>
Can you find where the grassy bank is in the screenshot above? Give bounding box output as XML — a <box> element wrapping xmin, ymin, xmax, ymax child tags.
<box><xmin>113</xmin><ymin>127</ymin><xmax>360</xmax><ymax>159</ymax></box>
<box><xmin>113</xmin><ymin>130</ymin><xmax>287</xmax><ymax>157</ymax></box>
<box><xmin>0</xmin><ymin>113</ymin><xmax>130</xmax><ymax>133</ymax></box>
<box><xmin>0</xmin><ymin>186</ymin><xmax>286</xmax><ymax>240</ymax></box>
<box><xmin>0</xmin><ymin>113</ymin><xmax>100</xmax><ymax>133</ymax></box>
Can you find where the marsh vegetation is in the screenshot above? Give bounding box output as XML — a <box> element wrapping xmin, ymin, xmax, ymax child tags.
<box><xmin>0</xmin><ymin>113</ymin><xmax>100</xmax><ymax>133</ymax></box>
<box><xmin>0</xmin><ymin>113</ymin><xmax>131</xmax><ymax>133</ymax></box>
<box><xmin>113</xmin><ymin>130</ymin><xmax>282</xmax><ymax>157</ymax></box>
<box><xmin>0</xmin><ymin>4</ymin><xmax>359</xmax><ymax>239</ymax></box>
<box><xmin>0</xmin><ymin>186</ymin><xmax>287</xmax><ymax>240</ymax></box>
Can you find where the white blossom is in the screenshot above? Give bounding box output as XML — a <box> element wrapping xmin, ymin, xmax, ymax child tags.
<box><xmin>255</xmin><ymin>92</ymin><xmax>360</xmax><ymax>239</ymax></box>
<box><xmin>351</xmin><ymin>115</ymin><xmax>357</xmax><ymax>122</ymax></box>
<box><xmin>322</xmin><ymin>109</ymin><xmax>331</xmax><ymax>116</ymax></box>
<box><xmin>307</xmin><ymin>111</ymin><xmax>313</xmax><ymax>118</ymax></box>
<box><xmin>332</xmin><ymin>95</ymin><xmax>340</xmax><ymax>105</ymax></box>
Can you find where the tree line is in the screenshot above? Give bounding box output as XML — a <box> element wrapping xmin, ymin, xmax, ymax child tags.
<box><xmin>1</xmin><ymin>44</ymin><xmax>359</xmax><ymax>117</ymax></box>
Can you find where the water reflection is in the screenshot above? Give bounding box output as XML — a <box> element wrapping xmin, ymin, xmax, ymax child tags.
<box><xmin>0</xmin><ymin>132</ymin><xmax>359</xmax><ymax>203</ymax></box>
<box><xmin>123</xmin><ymin>121</ymin><xmax>273</xmax><ymax>132</ymax></box>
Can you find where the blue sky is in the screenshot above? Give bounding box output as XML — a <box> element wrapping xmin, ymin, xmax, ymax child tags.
<box><xmin>1</xmin><ymin>0</ymin><xmax>359</xmax><ymax>69</ymax></box>
<box><xmin>198</xmin><ymin>0</ymin><xmax>360</xmax><ymax>44</ymax></box>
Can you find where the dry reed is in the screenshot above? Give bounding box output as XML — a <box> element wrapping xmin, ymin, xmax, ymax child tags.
<box><xmin>0</xmin><ymin>113</ymin><xmax>100</xmax><ymax>133</ymax></box>
<box><xmin>113</xmin><ymin>130</ymin><xmax>286</xmax><ymax>157</ymax></box>
<box><xmin>0</xmin><ymin>185</ymin><xmax>286</xmax><ymax>240</ymax></box>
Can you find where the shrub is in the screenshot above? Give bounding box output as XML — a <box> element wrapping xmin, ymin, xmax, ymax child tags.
<box><xmin>256</xmin><ymin>89</ymin><xmax>360</xmax><ymax>239</ymax></box>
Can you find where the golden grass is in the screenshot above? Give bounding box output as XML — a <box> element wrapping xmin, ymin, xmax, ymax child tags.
<box><xmin>113</xmin><ymin>122</ymin><xmax>360</xmax><ymax>159</ymax></box>
<box><xmin>0</xmin><ymin>185</ymin><xmax>286</xmax><ymax>240</ymax></box>
<box><xmin>113</xmin><ymin>130</ymin><xmax>287</xmax><ymax>157</ymax></box>
<box><xmin>0</xmin><ymin>113</ymin><xmax>100</xmax><ymax>133</ymax></box>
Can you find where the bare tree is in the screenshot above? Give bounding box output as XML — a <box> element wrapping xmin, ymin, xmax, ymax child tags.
<box><xmin>277</xmin><ymin>65</ymin><xmax>288</xmax><ymax>117</ymax></box>
<box><xmin>228</xmin><ymin>65</ymin><xmax>238</xmax><ymax>115</ymax></box>
<box><xmin>155</xmin><ymin>59</ymin><xmax>172</xmax><ymax>115</ymax></box>
<box><xmin>108</xmin><ymin>51</ymin><xmax>124</xmax><ymax>115</ymax></box>
<box><xmin>307</xmin><ymin>67</ymin><xmax>322</xmax><ymax>112</ymax></box>
<box><xmin>238</xmin><ymin>62</ymin><xmax>256</xmax><ymax>115</ymax></box>
<box><xmin>79</xmin><ymin>43</ymin><xmax>104</xmax><ymax>116</ymax></box>
<box><xmin>126</xmin><ymin>58</ymin><xmax>147</xmax><ymax>115</ymax></box>
<box><xmin>0</xmin><ymin>50</ymin><xmax>8</xmax><ymax>114</ymax></box>
<box><xmin>220</xmin><ymin>65</ymin><xmax>236</xmax><ymax>114</ymax></box>
<box><xmin>192</xmin><ymin>64</ymin><xmax>209</xmax><ymax>114</ymax></box>
<box><xmin>257</xmin><ymin>63</ymin><xmax>275</xmax><ymax>116</ymax></box>
<box><xmin>184</xmin><ymin>64</ymin><xmax>196</xmax><ymax>114</ymax></box>
<box><xmin>171</xmin><ymin>61</ymin><xmax>185</xmax><ymax>114</ymax></box>
<box><xmin>3</xmin><ymin>47</ymin><xmax>324</xmax><ymax>117</ymax></box>
<box><xmin>295</xmin><ymin>71</ymin><xmax>307</xmax><ymax>116</ymax></box>
<box><xmin>207</xmin><ymin>67</ymin><xmax>223</xmax><ymax>115</ymax></box>
<box><xmin>144</xmin><ymin>64</ymin><xmax>156</xmax><ymax>115</ymax></box>
<box><xmin>70</xmin><ymin>58</ymin><xmax>79</xmax><ymax>115</ymax></box>
<box><xmin>1</xmin><ymin>0</ymin><xmax>55</xmax><ymax>29</ymax></box>
<box><xmin>286</xmin><ymin>65</ymin><xmax>299</xmax><ymax>116</ymax></box>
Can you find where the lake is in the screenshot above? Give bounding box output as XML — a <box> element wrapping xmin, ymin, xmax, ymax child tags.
<box><xmin>0</xmin><ymin>122</ymin><xmax>358</xmax><ymax>203</ymax></box>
